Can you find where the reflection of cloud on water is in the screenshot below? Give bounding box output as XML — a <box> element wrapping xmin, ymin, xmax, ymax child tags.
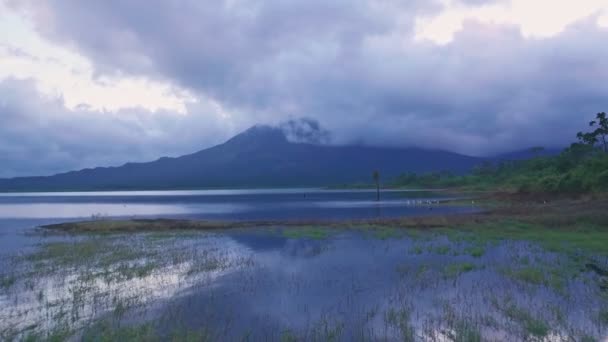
<box><xmin>0</xmin><ymin>203</ymin><xmax>248</xmax><ymax>219</ymax></box>
<box><xmin>0</xmin><ymin>188</ymin><xmax>439</xmax><ymax>198</ymax></box>
<box><xmin>0</xmin><ymin>235</ymin><xmax>251</xmax><ymax>337</ymax></box>
<box><xmin>0</xmin><ymin>189</ymin><xmax>475</xmax><ymax>222</ymax></box>
<box><xmin>2</xmin><ymin>232</ymin><xmax>606</xmax><ymax>340</ymax></box>
<box><xmin>281</xmin><ymin>199</ymin><xmax>444</xmax><ymax>208</ymax></box>
<box><xmin>281</xmin><ymin>239</ymin><xmax>324</xmax><ymax>258</ymax></box>
<box><xmin>172</xmin><ymin>236</ymin><xmax>607</xmax><ymax>341</ymax></box>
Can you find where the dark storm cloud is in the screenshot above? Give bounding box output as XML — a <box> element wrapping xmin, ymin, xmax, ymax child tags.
<box><xmin>10</xmin><ymin>0</ymin><xmax>436</xmax><ymax>108</ymax></box>
<box><xmin>3</xmin><ymin>0</ymin><xmax>608</xmax><ymax>177</ymax></box>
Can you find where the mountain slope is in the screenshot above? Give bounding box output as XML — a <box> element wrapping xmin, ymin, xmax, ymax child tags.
<box><xmin>0</xmin><ymin>125</ymin><xmax>485</xmax><ymax>191</ymax></box>
<box><xmin>494</xmin><ymin>147</ymin><xmax>562</xmax><ymax>161</ymax></box>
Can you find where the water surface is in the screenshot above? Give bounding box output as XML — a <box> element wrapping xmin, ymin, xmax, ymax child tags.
<box><xmin>0</xmin><ymin>188</ymin><xmax>474</xmax><ymax>220</ymax></box>
<box><xmin>1</xmin><ymin>229</ymin><xmax>606</xmax><ymax>341</ymax></box>
<box><xmin>0</xmin><ymin>188</ymin><xmax>476</xmax><ymax>252</ymax></box>
<box><xmin>7</xmin><ymin>189</ymin><xmax>604</xmax><ymax>340</ymax></box>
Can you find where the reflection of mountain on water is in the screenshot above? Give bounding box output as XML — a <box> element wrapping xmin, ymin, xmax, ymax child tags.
<box><xmin>228</xmin><ymin>232</ymin><xmax>287</xmax><ymax>252</ymax></box>
<box><xmin>281</xmin><ymin>239</ymin><xmax>324</xmax><ymax>258</ymax></box>
<box><xmin>227</xmin><ymin>232</ymin><xmax>325</xmax><ymax>258</ymax></box>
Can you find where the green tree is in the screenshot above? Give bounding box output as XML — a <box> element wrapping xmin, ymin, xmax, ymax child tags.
<box><xmin>577</xmin><ymin>112</ymin><xmax>608</xmax><ymax>153</ymax></box>
<box><xmin>372</xmin><ymin>170</ymin><xmax>380</xmax><ymax>201</ymax></box>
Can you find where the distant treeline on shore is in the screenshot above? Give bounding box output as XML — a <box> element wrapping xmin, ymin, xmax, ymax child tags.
<box><xmin>377</xmin><ymin>112</ymin><xmax>608</xmax><ymax>194</ymax></box>
<box><xmin>393</xmin><ymin>145</ymin><xmax>608</xmax><ymax>193</ymax></box>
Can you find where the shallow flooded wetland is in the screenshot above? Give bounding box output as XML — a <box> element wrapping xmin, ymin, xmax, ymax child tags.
<box><xmin>1</xmin><ymin>224</ymin><xmax>608</xmax><ymax>341</ymax></box>
<box><xmin>1</xmin><ymin>190</ymin><xmax>607</xmax><ymax>341</ymax></box>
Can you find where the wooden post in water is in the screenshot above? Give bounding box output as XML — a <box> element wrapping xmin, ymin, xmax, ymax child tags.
<box><xmin>372</xmin><ymin>170</ymin><xmax>380</xmax><ymax>201</ymax></box>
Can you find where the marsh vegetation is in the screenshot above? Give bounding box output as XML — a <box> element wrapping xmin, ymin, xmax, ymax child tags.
<box><xmin>1</xmin><ymin>191</ymin><xmax>607</xmax><ymax>341</ymax></box>
<box><xmin>1</xmin><ymin>199</ymin><xmax>608</xmax><ymax>341</ymax></box>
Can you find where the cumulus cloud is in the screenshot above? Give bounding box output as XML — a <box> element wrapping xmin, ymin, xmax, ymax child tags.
<box><xmin>2</xmin><ymin>0</ymin><xmax>608</xmax><ymax>176</ymax></box>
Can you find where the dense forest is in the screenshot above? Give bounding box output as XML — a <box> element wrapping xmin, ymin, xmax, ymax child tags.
<box><xmin>393</xmin><ymin>112</ymin><xmax>608</xmax><ymax>193</ymax></box>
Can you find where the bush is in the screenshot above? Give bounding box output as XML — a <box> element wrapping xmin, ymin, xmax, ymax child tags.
<box><xmin>538</xmin><ymin>175</ymin><xmax>561</xmax><ymax>193</ymax></box>
<box><xmin>593</xmin><ymin>170</ymin><xmax>608</xmax><ymax>191</ymax></box>
<box><xmin>556</xmin><ymin>173</ymin><xmax>586</xmax><ymax>193</ymax></box>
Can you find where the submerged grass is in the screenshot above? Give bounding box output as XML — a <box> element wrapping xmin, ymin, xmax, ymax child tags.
<box><xmin>503</xmin><ymin>304</ymin><xmax>550</xmax><ymax>339</ymax></box>
<box><xmin>443</xmin><ymin>262</ymin><xmax>476</xmax><ymax>279</ymax></box>
<box><xmin>283</xmin><ymin>226</ymin><xmax>333</xmax><ymax>240</ymax></box>
<box><xmin>464</xmin><ymin>245</ymin><xmax>485</xmax><ymax>258</ymax></box>
<box><xmin>41</xmin><ymin>196</ymin><xmax>608</xmax><ymax>254</ymax></box>
<box><xmin>505</xmin><ymin>266</ymin><xmax>545</xmax><ymax>285</ymax></box>
<box><xmin>449</xmin><ymin>219</ymin><xmax>608</xmax><ymax>255</ymax></box>
<box><xmin>9</xmin><ymin>195</ymin><xmax>607</xmax><ymax>341</ymax></box>
<box><xmin>82</xmin><ymin>323</ymin><xmax>156</xmax><ymax>342</ymax></box>
<box><xmin>23</xmin><ymin>238</ymin><xmax>152</xmax><ymax>277</ymax></box>
<box><xmin>451</xmin><ymin>320</ymin><xmax>482</xmax><ymax>342</ymax></box>
<box><xmin>350</xmin><ymin>224</ymin><xmax>404</xmax><ymax>239</ymax></box>
<box><xmin>0</xmin><ymin>274</ymin><xmax>16</xmax><ymax>290</ymax></box>
<box><xmin>384</xmin><ymin>307</ymin><xmax>415</xmax><ymax>341</ymax></box>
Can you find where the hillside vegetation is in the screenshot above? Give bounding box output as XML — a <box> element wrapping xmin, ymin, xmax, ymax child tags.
<box><xmin>393</xmin><ymin>112</ymin><xmax>608</xmax><ymax>193</ymax></box>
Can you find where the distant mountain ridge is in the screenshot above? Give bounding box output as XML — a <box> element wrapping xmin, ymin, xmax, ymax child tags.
<box><xmin>494</xmin><ymin>147</ymin><xmax>562</xmax><ymax>160</ymax></box>
<box><xmin>0</xmin><ymin>125</ymin><xmax>554</xmax><ymax>191</ymax></box>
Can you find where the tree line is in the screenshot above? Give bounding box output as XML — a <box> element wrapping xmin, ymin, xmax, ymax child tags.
<box><xmin>391</xmin><ymin>112</ymin><xmax>608</xmax><ymax>193</ymax></box>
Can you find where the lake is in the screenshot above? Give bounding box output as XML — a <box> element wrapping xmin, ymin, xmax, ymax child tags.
<box><xmin>0</xmin><ymin>188</ymin><xmax>476</xmax><ymax>221</ymax></box>
<box><xmin>0</xmin><ymin>188</ymin><xmax>476</xmax><ymax>253</ymax></box>
<box><xmin>0</xmin><ymin>189</ymin><xmax>606</xmax><ymax>341</ymax></box>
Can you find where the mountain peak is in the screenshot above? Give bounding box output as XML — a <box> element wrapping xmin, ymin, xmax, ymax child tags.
<box><xmin>224</xmin><ymin>124</ymin><xmax>288</xmax><ymax>147</ymax></box>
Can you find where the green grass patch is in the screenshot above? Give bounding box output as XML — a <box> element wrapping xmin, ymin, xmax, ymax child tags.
<box><xmin>443</xmin><ymin>262</ymin><xmax>476</xmax><ymax>278</ymax></box>
<box><xmin>82</xmin><ymin>321</ymin><xmax>157</xmax><ymax>341</ymax></box>
<box><xmin>283</xmin><ymin>227</ymin><xmax>332</xmax><ymax>240</ymax></box>
<box><xmin>599</xmin><ymin>309</ymin><xmax>608</xmax><ymax>324</ymax></box>
<box><xmin>25</xmin><ymin>238</ymin><xmax>151</xmax><ymax>270</ymax></box>
<box><xmin>504</xmin><ymin>304</ymin><xmax>549</xmax><ymax>339</ymax></box>
<box><xmin>351</xmin><ymin>224</ymin><xmax>405</xmax><ymax>240</ymax></box>
<box><xmin>416</xmin><ymin>265</ymin><xmax>429</xmax><ymax>279</ymax></box>
<box><xmin>145</xmin><ymin>231</ymin><xmax>205</xmax><ymax>241</ymax></box>
<box><xmin>410</xmin><ymin>245</ymin><xmax>424</xmax><ymax>255</ymax></box>
<box><xmin>0</xmin><ymin>274</ymin><xmax>16</xmax><ymax>290</ymax></box>
<box><xmin>451</xmin><ymin>320</ymin><xmax>482</xmax><ymax>342</ymax></box>
<box><xmin>464</xmin><ymin>245</ymin><xmax>485</xmax><ymax>258</ymax></box>
<box><xmin>457</xmin><ymin>220</ymin><xmax>608</xmax><ymax>255</ymax></box>
<box><xmin>501</xmin><ymin>263</ymin><xmax>574</xmax><ymax>292</ymax></box>
<box><xmin>508</xmin><ymin>266</ymin><xmax>545</xmax><ymax>285</ymax></box>
<box><xmin>384</xmin><ymin>307</ymin><xmax>415</xmax><ymax>341</ymax></box>
<box><xmin>433</xmin><ymin>245</ymin><xmax>451</xmax><ymax>255</ymax></box>
<box><xmin>372</xmin><ymin>227</ymin><xmax>401</xmax><ymax>240</ymax></box>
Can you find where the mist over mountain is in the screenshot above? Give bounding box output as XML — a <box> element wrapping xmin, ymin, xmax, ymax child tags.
<box><xmin>0</xmin><ymin>123</ymin><xmax>555</xmax><ymax>192</ymax></box>
<box><xmin>0</xmin><ymin>124</ymin><xmax>474</xmax><ymax>191</ymax></box>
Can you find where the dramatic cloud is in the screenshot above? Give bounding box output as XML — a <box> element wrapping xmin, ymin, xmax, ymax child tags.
<box><xmin>1</xmin><ymin>0</ymin><xmax>608</xmax><ymax>176</ymax></box>
<box><xmin>0</xmin><ymin>78</ymin><xmax>233</xmax><ymax>177</ymax></box>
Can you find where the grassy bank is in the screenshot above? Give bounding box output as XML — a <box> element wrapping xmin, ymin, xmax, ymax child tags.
<box><xmin>42</xmin><ymin>194</ymin><xmax>608</xmax><ymax>252</ymax></box>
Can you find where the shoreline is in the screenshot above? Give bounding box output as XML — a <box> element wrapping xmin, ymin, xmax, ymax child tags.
<box><xmin>41</xmin><ymin>192</ymin><xmax>608</xmax><ymax>235</ymax></box>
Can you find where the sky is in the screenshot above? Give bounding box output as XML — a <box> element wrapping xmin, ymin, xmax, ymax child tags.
<box><xmin>1</xmin><ymin>0</ymin><xmax>608</xmax><ymax>177</ymax></box>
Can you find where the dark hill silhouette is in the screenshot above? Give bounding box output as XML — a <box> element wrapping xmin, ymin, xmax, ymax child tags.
<box><xmin>0</xmin><ymin>125</ymin><xmax>491</xmax><ymax>191</ymax></box>
<box><xmin>494</xmin><ymin>147</ymin><xmax>562</xmax><ymax>161</ymax></box>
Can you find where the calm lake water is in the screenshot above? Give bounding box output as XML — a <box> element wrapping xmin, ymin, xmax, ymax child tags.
<box><xmin>2</xmin><ymin>189</ymin><xmax>606</xmax><ymax>340</ymax></box>
<box><xmin>0</xmin><ymin>188</ymin><xmax>475</xmax><ymax>220</ymax></box>
<box><xmin>0</xmin><ymin>189</ymin><xmax>476</xmax><ymax>252</ymax></box>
